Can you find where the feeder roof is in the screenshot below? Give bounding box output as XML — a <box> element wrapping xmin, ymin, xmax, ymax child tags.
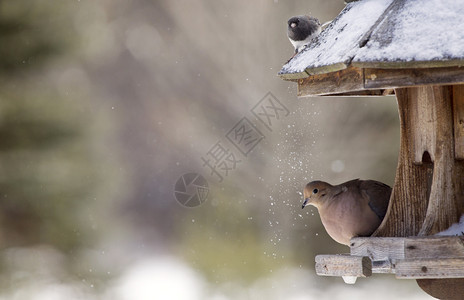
<box><xmin>279</xmin><ymin>0</ymin><xmax>464</xmax><ymax>80</ymax></box>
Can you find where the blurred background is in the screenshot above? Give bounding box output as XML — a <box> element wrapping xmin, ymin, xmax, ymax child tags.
<box><xmin>0</xmin><ymin>0</ymin><xmax>427</xmax><ymax>299</ymax></box>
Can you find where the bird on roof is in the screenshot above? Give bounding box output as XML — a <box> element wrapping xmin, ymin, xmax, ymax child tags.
<box><xmin>302</xmin><ymin>179</ymin><xmax>391</xmax><ymax>246</ymax></box>
<box><xmin>287</xmin><ymin>15</ymin><xmax>321</xmax><ymax>57</ymax></box>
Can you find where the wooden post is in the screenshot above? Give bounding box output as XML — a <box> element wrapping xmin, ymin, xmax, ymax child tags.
<box><xmin>374</xmin><ymin>85</ymin><xmax>464</xmax><ymax>237</ymax></box>
<box><xmin>373</xmin><ymin>88</ymin><xmax>429</xmax><ymax>237</ymax></box>
<box><xmin>371</xmin><ymin>85</ymin><xmax>464</xmax><ymax>298</ymax></box>
<box><xmin>454</xmin><ymin>85</ymin><xmax>464</xmax><ymax>160</ymax></box>
<box><xmin>418</xmin><ymin>86</ymin><xmax>463</xmax><ymax>235</ymax></box>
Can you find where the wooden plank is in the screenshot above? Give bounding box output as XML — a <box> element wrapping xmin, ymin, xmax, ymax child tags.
<box><xmin>350</xmin><ymin>237</ymin><xmax>405</xmax><ymax>260</ymax></box>
<box><xmin>297</xmin><ymin>66</ymin><xmax>363</xmax><ymax>97</ymax></box>
<box><xmin>419</xmin><ymin>86</ymin><xmax>462</xmax><ymax>235</ymax></box>
<box><xmin>396</xmin><ymin>258</ymin><xmax>464</xmax><ymax>279</ymax></box>
<box><xmin>364</xmin><ymin>66</ymin><xmax>464</xmax><ymax>90</ymax></box>
<box><xmin>405</xmin><ymin>237</ymin><xmax>464</xmax><ymax>259</ymax></box>
<box><xmin>454</xmin><ymin>85</ymin><xmax>464</xmax><ymax>160</ymax></box>
<box><xmin>321</xmin><ymin>89</ymin><xmax>394</xmax><ymax>97</ymax></box>
<box><xmin>352</xmin><ymin>237</ymin><xmax>464</xmax><ymax>259</ymax></box>
<box><xmin>353</xmin><ymin>59</ymin><xmax>464</xmax><ymax>70</ymax></box>
<box><xmin>373</xmin><ymin>88</ymin><xmax>430</xmax><ymax>237</ymax></box>
<box><xmin>295</xmin><ymin>66</ymin><xmax>464</xmax><ymax>97</ymax></box>
<box><xmin>408</xmin><ymin>86</ymin><xmax>437</xmax><ymax>163</ymax></box>
<box><xmin>278</xmin><ymin>70</ymin><xmax>310</xmax><ymax>81</ymax></box>
<box><xmin>306</xmin><ymin>62</ymin><xmax>348</xmax><ymax>76</ymax></box>
<box><xmin>317</xmin><ymin>237</ymin><xmax>464</xmax><ymax>282</ymax></box>
<box><xmin>452</xmin><ymin>86</ymin><xmax>464</xmax><ymax>222</ymax></box>
<box><xmin>315</xmin><ymin>255</ymin><xmax>372</xmax><ymax>278</ymax></box>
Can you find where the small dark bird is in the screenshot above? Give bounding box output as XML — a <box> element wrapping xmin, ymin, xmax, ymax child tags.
<box><xmin>287</xmin><ymin>15</ymin><xmax>321</xmax><ymax>56</ymax></box>
<box><xmin>302</xmin><ymin>179</ymin><xmax>391</xmax><ymax>245</ymax></box>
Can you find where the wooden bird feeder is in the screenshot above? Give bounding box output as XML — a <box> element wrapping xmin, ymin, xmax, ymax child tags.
<box><xmin>279</xmin><ymin>0</ymin><xmax>464</xmax><ymax>298</ymax></box>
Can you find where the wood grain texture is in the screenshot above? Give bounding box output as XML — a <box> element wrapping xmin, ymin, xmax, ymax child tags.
<box><xmin>364</xmin><ymin>67</ymin><xmax>464</xmax><ymax>90</ymax></box>
<box><xmin>373</xmin><ymin>88</ymin><xmax>429</xmax><ymax>237</ymax></box>
<box><xmin>297</xmin><ymin>66</ymin><xmax>363</xmax><ymax>96</ymax></box>
<box><xmin>396</xmin><ymin>258</ymin><xmax>464</xmax><ymax>279</ymax></box>
<box><xmin>419</xmin><ymin>86</ymin><xmax>462</xmax><ymax>235</ymax></box>
<box><xmin>350</xmin><ymin>237</ymin><xmax>464</xmax><ymax>279</ymax></box>
<box><xmin>373</xmin><ymin>86</ymin><xmax>464</xmax><ymax>237</ymax></box>
<box><xmin>295</xmin><ymin>66</ymin><xmax>464</xmax><ymax>97</ymax></box>
<box><xmin>351</xmin><ymin>237</ymin><xmax>464</xmax><ymax>259</ymax></box>
<box><xmin>454</xmin><ymin>85</ymin><xmax>464</xmax><ymax>160</ymax></box>
<box><xmin>315</xmin><ymin>255</ymin><xmax>372</xmax><ymax>277</ymax></box>
<box><xmin>451</xmin><ymin>87</ymin><xmax>464</xmax><ymax>225</ymax></box>
<box><xmin>404</xmin><ymin>237</ymin><xmax>464</xmax><ymax>259</ymax></box>
<box><xmin>408</xmin><ymin>87</ymin><xmax>437</xmax><ymax>163</ymax></box>
<box><xmin>351</xmin><ymin>237</ymin><xmax>405</xmax><ymax>260</ymax></box>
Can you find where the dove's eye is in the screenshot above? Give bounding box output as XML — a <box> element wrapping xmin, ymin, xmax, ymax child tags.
<box><xmin>313</xmin><ymin>188</ymin><xmax>318</xmax><ymax>194</ymax></box>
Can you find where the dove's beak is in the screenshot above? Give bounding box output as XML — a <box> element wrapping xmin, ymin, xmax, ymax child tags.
<box><xmin>302</xmin><ymin>197</ymin><xmax>309</xmax><ymax>209</ymax></box>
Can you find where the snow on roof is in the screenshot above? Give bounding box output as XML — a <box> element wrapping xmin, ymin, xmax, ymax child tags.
<box><xmin>354</xmin><ymin>0</ymin><xmax>464</xmax><ymax>64</ymax></box>
<box><xmin>280</xmin><ymin>0</ymin><xmax>464</xmax><ymax>80</ymax></box>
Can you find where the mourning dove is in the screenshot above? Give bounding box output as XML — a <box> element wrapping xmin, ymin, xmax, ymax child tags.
<box><xmin>302</xmin><ymin>179</ymin><xmax>392</xmax><ymax>245</ymax></box>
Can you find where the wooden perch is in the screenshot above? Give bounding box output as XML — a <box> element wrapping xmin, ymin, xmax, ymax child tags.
<box><xmin>351</xmin><ymin>236</ymin><xmax>464</xmax><ymax>259</ymax></box>
<box><xmin>315</xmin><ymin>255</ymin><xmax>372</xmax><ymax>277</ymax></box>
<box><xmin>396</xmin><ymin>258</ymin><xmax>464</xmax><ymax>279</ymax></box>
<box><xmin>316</xmin><ymin>237</ymin><xmax>464</xmax><ymax>285</ymax></box>
<box><xmin>374</xmin><ymin>85</ymin><xmax>464</xmax><ymax>238</ymax></box>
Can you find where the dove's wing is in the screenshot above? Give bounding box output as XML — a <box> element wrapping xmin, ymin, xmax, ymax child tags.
<box><xmin>360</xmin><ymin>180</ymin><xmax>392</xmax><ymax>220</ymax></box>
